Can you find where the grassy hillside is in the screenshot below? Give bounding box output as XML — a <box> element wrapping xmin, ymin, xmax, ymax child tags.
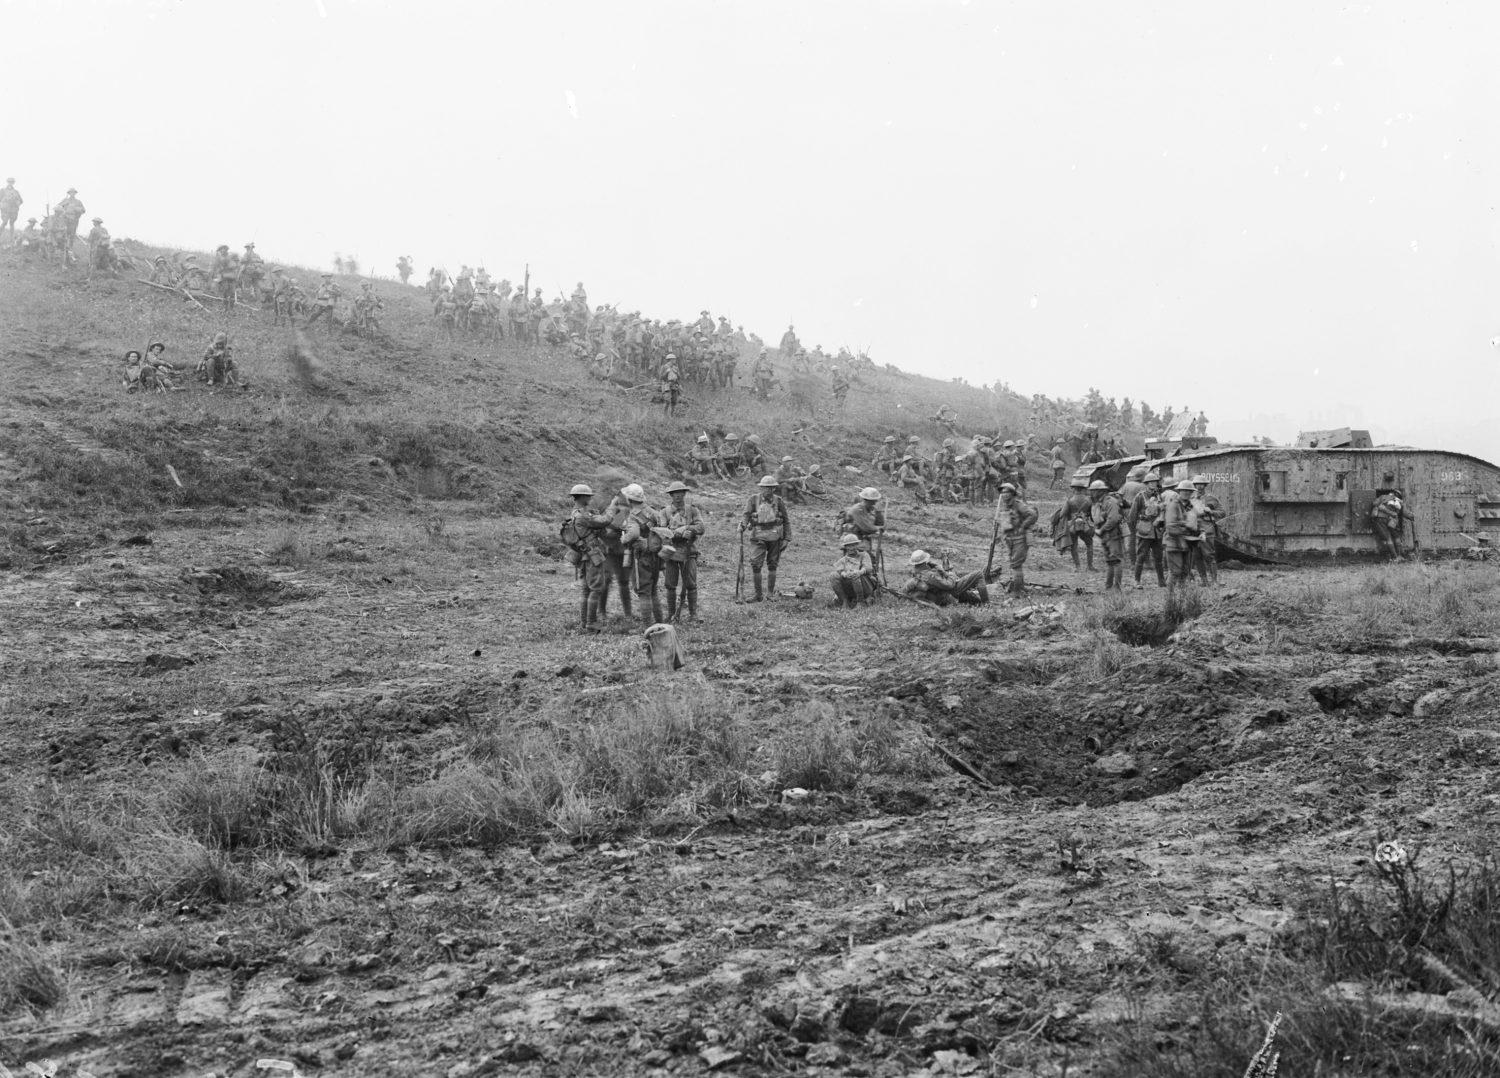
<box><xmin>0</xmin><ymin>245</ymin><xmax>1043</xmax><ymax>541</ymax></box>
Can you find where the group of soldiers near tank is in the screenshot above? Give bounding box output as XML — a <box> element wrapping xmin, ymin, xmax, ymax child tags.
<box><xmin>560</xmin><ymin>471</ymin><xmax>1043</xmax><ymax>630</ymax></box>
<box><xmin>1051</xmin><ymin>464</ymin><xmax>1222</xmax><ymax>594</ymax></box>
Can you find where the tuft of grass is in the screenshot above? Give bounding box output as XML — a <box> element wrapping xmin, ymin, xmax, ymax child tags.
<box><xmin>0</xmin><ymin>934</ymin><xmax>65</xmax><ymax>1017</ymax></box>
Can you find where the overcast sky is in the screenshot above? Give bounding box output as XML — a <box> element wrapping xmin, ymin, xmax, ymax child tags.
<box><xmin>5</xmin><ymin>1</ymin><xmax>1498</xmax><ymax>460</ymax></box>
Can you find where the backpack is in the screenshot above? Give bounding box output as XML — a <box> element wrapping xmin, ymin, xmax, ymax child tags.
<box><xmin>754</xmin><ymin>496</ymin><xmax>780</xmax><ymax>527</ymax></box>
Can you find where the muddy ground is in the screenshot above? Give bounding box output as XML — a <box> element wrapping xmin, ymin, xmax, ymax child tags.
<box><xmin>4</xmin><ymin>473</ymin><xmax>1499</xmax><ymax>1077</ymax></box>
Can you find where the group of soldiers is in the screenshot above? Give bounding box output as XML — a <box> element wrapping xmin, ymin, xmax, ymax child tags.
<box><xmin>3</xmin><ymin>180</ymin><xmax>134</xmax><ymax>274</ymax></box>
<box><xmin>559</xmin><ymin>473</ymin><xmax>1043</xmax><ymax>632</ymax></box>
<box><xmin>1052</xmin><ymin>465</ymin><xmax>1222</xmax><ymax>594</ymax></box>
<box><xmin>118</xmin><ymin>332</ymin><xmax>246</xmax><ymax>393</ymax></box>
<box><xmin>868</xmin><ymin>433</ymin><xmax>1035</xmax><ymax>506</ymax></box>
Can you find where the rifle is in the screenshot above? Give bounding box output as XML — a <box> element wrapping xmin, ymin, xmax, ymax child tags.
<box><xmin>876</xmin><ymin>582</ymin><xmax>941</xmax><ymax>609</ymax></box>
<box><xmin>874</xmin><ymin>528</ymin><xmax>887</xmax><ymax>586</ymax></box>
<box><xmin>984</xmin><ymin>520</ymin><xmax>1000</xmax><ymax>581</ymax></box>
<box><xmin>735</xmin><ymin>523</ymin><xmax>746</xmax><ymax>602</ymax></box>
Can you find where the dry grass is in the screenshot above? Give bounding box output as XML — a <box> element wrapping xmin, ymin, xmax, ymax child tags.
<box><xmin>0</xmin><ymin>932</ymin><xmax>64</xmax><ymax>1017</ymax></box>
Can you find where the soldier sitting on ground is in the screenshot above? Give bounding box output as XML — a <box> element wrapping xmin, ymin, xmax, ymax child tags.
<box><xmin>906</xmin><ymin>550</ymin><xmax>990</xmax><ymax>606</ymax></box>
<box><xmin>197</xmin><ymin>332</ymin><xmax>242</xmax><ymax>387</ymax></box>
<box><xmin>689</xmin><ymin>434</ymin><xmax>717</xmax><ymax>476</ymax></box>
<box><xmin>717</xmin><ymin>433</ymin><xmax>745</xmax><ymax>476</ymax></box>
<box><xmin>829</xmin><ymin>534</ymin><xmax>878</xmax><ymax>609</ymax></box>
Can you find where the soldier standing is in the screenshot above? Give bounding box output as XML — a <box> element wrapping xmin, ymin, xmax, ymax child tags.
<box><xmin>306</xmin><ymin>273</ymin><xmax>340</xmax><ymax>328</ymax></box>
<box><xmin>836</xmin><ymin>487</ymin><xmax>885</xmax><ymax>555</ymax></box>
<box><xmin>1129</xmin><ymin>472</ymin><xmax>1167</xmax><ymax>588</ymax></box>
<box><xmin>597</xmin><ymin>487</ymin><xmax>636</xmax><ymax>619</ymax></box>
<box><xmin>1058</xmin><ymin>477</ymin><xmax>1096</xmax><ymax>572</ymax></box>
<box><xmin>54</xmin><ymin>187</ymin><xmax>85</xmax><ymax>258</ymax></box>
<box><xmin>1162</xmin><ymin>478</ymin><xmax>1196</xmax><ymax>597</ymax></box>
<box><xmin>994</xmin><ymin>482</ymin><xmax>1038</xmax><ymax>597</ymax></box>
<box><xmin>1049</xmin><ymin>443</ymin><xmax>1067</xmax><ymax>489</ymax></box>
<box><xmin>752</xmin><ymin>350</ymin><xmax>775</xmax><ymax>400</ymax></box>
<box><xmin>241</xmin><ymin>243</ymin><xmax>265</xmax><ymax>296</ymax></box>
<box><xmin>1088</xmin><ymin>479</ymin><xmax>1126</xmax><ymax>591</ymax></box>
<box><xmin>660</xmin><ymin>354</ymin><xmax>682</xmax><ymax>417</ymax></box>
<box><xmin>662</xmin><ymin>480</ymin><xmax>706</xmax><ymax>620</ymax></box>
<box><xmin>908</xmin><ymin>550</ymin><xmax>990</xmax><ymax>606</ymax></box>
<box><xmin>621</xmin><ymin>484</ymin><xmax>667</xmax><ymax>625</ymax></box>
<box><xmin>1</xmin><ymin>178</ymin><xmax>23</xmax><ymax>244</ymax></box>
<box><xmin>743</xmin><ymin>475</ymin><xmax>791</xmax><ymax>602</ymax></box>
<box><xmin>1371</xmin><ymin>473</ymin><xmax>1411</xmax><ymax>561</ymax></box>
<box><xmin>396</xmin><ymin>256</ymin><xmax>413</xmax><ymax>284</ymax></box>
<box><xmin>831</xmin><ymin>365</ymin><xmax>850</xmax><ymax>408</ymax></box>
<box><xmin>85</xmin><ymin>218</ymin><xmax>110</xmax><ymax>267</ymax></box>
<box><xmin>1116</xmin><ymin>465</ymin><xmax>1149</xmax><ymax>569</ymax></box>
<box><xmin>829</xmin><ymin>534</ymin><xmax>878</xmax><ymax>608</ymax></box>
<box><xmin>1189</xmin><ymin>475</ymin><xmax>1223</xmax><ymax>585</ymax></box>
<box><xmin>563</xmin><ymin>484</ymin><xmax>606</xmax><ymax>632</ymax></box>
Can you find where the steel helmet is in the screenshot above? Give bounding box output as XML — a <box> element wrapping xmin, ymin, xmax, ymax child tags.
<box><xmin>1128</xmin><ymin>465</ymin><xmax>1147</xmax><ymax>478</ymax></box>
<box><xmin>808</xmin><ymin>464</ymin><xmax>821</xmax><ymax>474</ymax></box>
<box><xmin>1192</xmin><ymin>474</ymin><xmax>1209</xmax><ymax>485</ymax></box>
<box><xmin>665</xmin><ymin>480</ymin><xmax>690</xmax><ymax>494</ymax></box>
<box><xmin>1145</xmin><ymin>472</ymin><xmax>1161</xmax><ymax>484</ymax></box>
<box><xmin>859</xmin><ymin>487</ymin><xmax>880</xmax><ymax>500</ymax></box>
<box><xmin>883</xmin><ymin>435</ymin><xmax>896</xmax><ymax>443</ymax></box>
<box><xmin>664</xmin><ymin>352</ymin><xmax>677</xmax><ymax>361</ymax></box>
<box><xmin>1088</xmin><ymin>480</ymin><xmax>1110</xmax><ymax>491</ymax></box>
<box><xmin>569</xmin><ymin>484</ymin><xmax>594</xmax><ymax>497</ymax></box>
<box><xmin>1070</xmin><ymin>477</ymin><xmax>1088</xmax><ymax>488</ymax></box>
<box><xmin>999</xmin><ymin>482</ymin><xmax>1018</xmax><ymax>494</ymax></box>
<box><xmin>725</xmin><ymin>433</ymin><xmax>739</xmax><ymax>441</ymax></box>
<box><xmin>1003</xmin><ymin>440</ymin><xmax>1015</xmax><ymax>448</ymax></box>
<box><xmin>943</xmin><ymin>438</ymin><xmax>954</xmax><ymax>448</ymax></box>
<box><xmin>840</xmin><ymin>533</ymin><xmax>861</xmax><ymax>547</ymax></box>
<box><xmin>1175</xmin><ymin>477</ymin><xmax>1195</xmax><ymax>489</ymax></box>
<box><xmin>697</xmin><ymin>434</ymin><xmax>709</xmax><ymax>443</ymax></box>
<box><xmin>621</xmin><ymin>483</ymin><xmax>646</xmax><ymax>502</ymax></box>
<box><xmin>908</xmin><ymin>435</ymin><xmax>920</xmax><ymax>443</ymax></box>
<box><xmin>908</xmin><ymin>549</ymin><xmax>931</xmax><ymax>566</ymax></box>
<box><xmin>758</xmin><ymin>475</ymin><xmax>779</xmax><ymax>487</ymax></box>
<box><xmin>745</xmin><ymin>435</ymin><xmax>760</xmax><ymax>445</ymax></box>
<box><xmin>781</xmin><ymin>456</ymin><xmax>794</xmax><ymax>463</ymax></box>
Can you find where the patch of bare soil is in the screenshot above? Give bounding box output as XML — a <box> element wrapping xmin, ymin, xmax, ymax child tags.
<box><xmin>2</xmin><ymin>386</ymin><xmax>1499</xmax><ymax>1075</ymax></box>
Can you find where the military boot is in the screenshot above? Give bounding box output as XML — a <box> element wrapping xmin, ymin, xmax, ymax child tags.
<box><xmin>766</xmin><ymin>570</ymin><xmax>778</xmax><ymax>600</ymax></box>
<box><xmin>649</xmin><ymin>592</ymin><xmax>664</xmax><ymax>626</ymax></box>
<box><xmin>685</xmin><ymin>589</ymin><xmax>698</xmax><ymax>620</ymax></box>
<box><xmin>619</xmin><ymin>586</ymin><xmax>632</xmax><ymax>619</ymax></box>
<box><xmin>751</xmin><ymin>569</ymin><xmax>764</xmax><ymax>602</ymax></box>
<box><xmin>666</xmin><ymin>590</ymin><xmax>677</xmax><ymax>621</ymax></box>
<box><xmin>1009</xmin><ymin>570</ymin><xmax>1026</xmax><ymax>598</ymax></box>
<box><xmin>584</xmin><ymin>594</ymin><xmax>601</xmax><ymax>633</ymax></box>
<box><xmin>579</xmin><ymin>593</ymin><xmax>590</xmax><ymax>631</ymax></box>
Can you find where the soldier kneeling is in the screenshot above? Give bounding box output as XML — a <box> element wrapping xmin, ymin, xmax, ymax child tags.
<box><xmin>829</xmin><ymin>533</ymin><xmax>878</xmax><ymax>609</ymax></box>
<box><xmin>906</xmin><ymin>550</ymin><xmax>989</xmax><ymax>606</ymax></box>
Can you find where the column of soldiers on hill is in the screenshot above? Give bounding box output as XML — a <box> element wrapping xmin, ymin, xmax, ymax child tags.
<box><xmin>559</xmin><ymin>471</ymin><xmax>1044</xmax><ymax>632</ymax></box>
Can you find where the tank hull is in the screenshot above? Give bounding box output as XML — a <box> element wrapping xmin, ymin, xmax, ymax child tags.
<box><xmin>1079</xmin><ymin>446</ymin><xmax>1500</xmax><ymax>561</ymax></box>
